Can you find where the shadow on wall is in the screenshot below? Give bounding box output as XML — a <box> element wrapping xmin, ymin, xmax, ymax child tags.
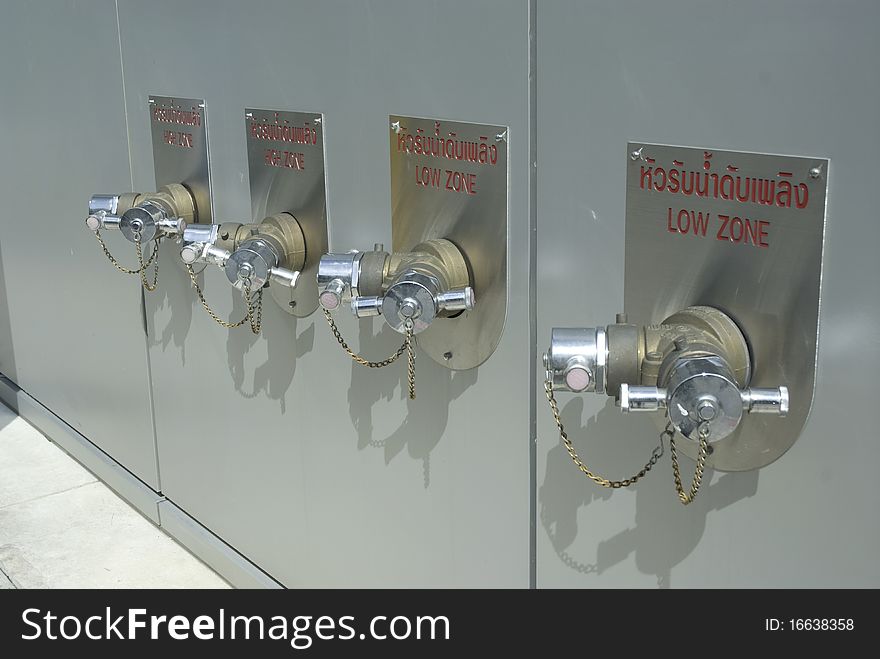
<box><xmin>0</xmin><ymin>238</ymin><xmax>18</xmax><ymax>417</ymax></box>
<box><xmin>147</xmin><ymin>241</ymin><xmax>309</xmax><ymax>411</ymax></box>
<box><xmin>341</xmin><ymin>318</ymin><xmax>477</xmax><ymax>489</ymax></box>
<box><xmin>148</xmin><ymin>242</ymin><xmax>194</xmax><ymax>365</ymax></box>
<box><xmin>225</xmin><ymin>294</ymin><xmax>314</xmax><ymax>413</ymax></box>
<box><xmin>540</xmin><ymin>396</ymin><xmax>759</xmax><ymax>588</ymax></box>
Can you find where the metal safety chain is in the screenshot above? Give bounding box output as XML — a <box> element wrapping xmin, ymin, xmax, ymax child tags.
<box><xmin>544</xmin><ymin>379</ymin><xmax>664</xmax><ymax>488</ymax></box>
<box><xmin>133</xmin><ymin>232</ymin><xmax>160</xmax><ymax>292</ymax></box>
<box><xmin>668</xmin><ymin>420</ymin><xmax>709</xmax><ymax>505</ymax></box>
<box><xmin>323</xmin><ymin>309</ymin><xmax>416</xmax><ymax>400</ymax></box>
<box><xmin>245</xmin><ymin>285</ymin><xmax>263</xmax><ymax>334</ymax></box>
<box><xmin>185</xmin><ymin>264</ymin><xmax>264</xmax><ymax>334</ymax></box>
<box><xmin>93</xmin><ymin>229</ymin><xmax>159</xmax><ymax>276</ymax></box>
<box><xmin>405</xmin><ymin>321</ymin><xmax>416</xmax><ymax>400</ymax></box>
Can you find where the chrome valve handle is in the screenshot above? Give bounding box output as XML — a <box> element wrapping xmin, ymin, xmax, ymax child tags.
<box><xmin>85</xmin><ymin>210</ymin><xmax>122</xmax><ymax>232</ymax></box>
<box><xmin>119</xmin><ymin>200</ymin><xmax>185</xmax><ymax>243</ymax></box>
<box><xmin>380</xmin><ymin>270</ymin><xmax>474</xmax><ymax>334</ymax></box>
<box><xmin>619</xmin><ymin>383</ymin><xmax>788</xmax><ymax>417</ymax></box>
<box><xmin>86</xmin><ymin>193</ymin><xmax>125</xmax><ymax>231</ymax></box>
<box><xmin>619</xmin><ymin>373</ymin><xmax>789</xmax><ymax>443</ymax></box>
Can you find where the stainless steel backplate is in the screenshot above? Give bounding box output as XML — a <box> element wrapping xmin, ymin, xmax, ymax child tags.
<box><xmin>624</xmin><ymin>142</ymin><xmax>828</xmax><ymax>471</ymax></box>
<box><xmin>390</xmin><ymin>115</ymin><xmax>509</xmax><ymax>370</ymax></box>
<box><xmin>149</xmin><ymin>95</ymin><xmax>212</xmax><ymax>224</ymax></box>
<box><xmin>246</xmin><ymin>108</ymin><xmax>328</xmax><ymax>317</ymax></box>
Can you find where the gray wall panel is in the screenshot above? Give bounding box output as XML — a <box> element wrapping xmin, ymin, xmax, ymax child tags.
<box><xmin>536</xmin><ymin>0</ymin><xmax>880</xmax><ymax>587</ymax></box>
<box><xmin>118</xmin><ymin>0</ymin><xmax>532</xmax><ymax>586</ymax></box>
<box><xmin>2</xmin><ymin>0</ymin><xmax>874</xmax><ymax>589</ymax></box>
<box><xmin>0</xmin><ymin>1</ymin><xmax>160</xmax><ymax>489</ymax></box>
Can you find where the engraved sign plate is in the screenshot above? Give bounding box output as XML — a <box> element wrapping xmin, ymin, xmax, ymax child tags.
<box><xmin>148</xmin><ymin>96</ymin><xmax>212</xmax><ymax>224</ymax></box>
<box><xmin>625</xmin><ymin>143</ymin><xmax>829</xmax><ymax>471</ymax></box>
<box><xmin>390</xmin><ymin>115</ymin><xmax>509</xmax><ymax>370</ymax></box>
<box><xmin>246</xmin><ymin>109</ymin><xmax>328</xmax><ymax>317</ymax></box>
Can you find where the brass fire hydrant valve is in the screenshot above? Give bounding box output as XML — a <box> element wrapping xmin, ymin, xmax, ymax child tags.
<box><xmin>178</xmin><ymin>213</ymin><xmax>306</xmax><ymax>333</ymax></box>
<box><xmin>86</xmin><ymin>184</ymin><xmax>196</xmax><ymax>291</ymax></box>
<box><xmin>317</xmin><ymin>239</ymin><xmax>474</xmax><ymax>334</ymax></box>
<box><xmin>316</xmin><ymin>239</ymin><xmax>475</xmax><ymax>399</ymax></box>
<box><xmin>544</xmin><ymin>306</ymin><xmax>788</xmax><ymax>504</ymax></box>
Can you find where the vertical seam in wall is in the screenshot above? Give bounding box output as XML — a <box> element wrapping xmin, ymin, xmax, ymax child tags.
<box><xmin>115</xmin><ymin>0</ymin><xmax>134</xmax><ymax>191</ymax></box>
<box><xmin>114</xmin><ymin>0</ymin><xmax>163</xmax><ymax>492</ymax></box>
<box><xmin>528</xmin><ymin>0</ymin><xmax>538</xmax><ymax>590</ymax></box>
<box><xmin>142</xmin><ymin>292</ymin><xmax>162</xmax><ymax>492</ymax></box>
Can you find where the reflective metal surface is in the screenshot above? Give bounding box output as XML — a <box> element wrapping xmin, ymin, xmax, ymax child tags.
<box><xmin>88</xmin><ymin>194</ymin><xmax>120</xmax><ymax>216</ymax></box>
<box><xmin>624</xmin><ymin>143</ymin><xmax>828</xmax><ymax>470</ymax></box>
<box><xmin>119</xmin><ymin>200</ymin><xmax>165</xmax><ymax>242</ymax></box>
<box><xmin>319</xmin><ymin>239</ymin><xmax>473</xmax><ymax>341</ymax></box>
<box><xmin>181</xmin><ymin>224</ymin><xmax>218</xmax><ymax>260</ymax></box>
<box><xmin>619</xmin><ymin>384</ymin><xmax>667</xmax><ymax>412</ymax></box>
<box><xmin>381</xmin><ymin>271</ymin><xmax>439</xmax><ymax>334</ymax></box>
<box><xmin>245</xmin><ymin>109</ymin><xmax>328</xmax><ymax>317</ymax></box>
<box><xmin>545</xmin><ymin>327</ymin><xmax>606</xmax><ymax>394</ymax></box>
<box><xmin>742</xmin><ymin>387</ymin><xmax>789</xmax><ymax>415</ymax></box>
<box><xmin>665</xmin><ymin>356</ymin><xmax>743</xmax><ymax>442</ymax></box>
<box><xmin>148</xmin><ymin>96</ymin><xmax>212</xmax><ymax>224</ymax></box>
<box><xmin>547</xmin><ymin>306</ymin><xmax>785</xmax><ymax>452</ymax></box>
<box><xmin>224</xmin><ymin>238</ymin><xmax>279</xmax><ymax>292</ymax></box>
<box><xmin>390</xmin><ymin>115</ymin><xmax>508</xmax><ymax>370</ymax></box>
